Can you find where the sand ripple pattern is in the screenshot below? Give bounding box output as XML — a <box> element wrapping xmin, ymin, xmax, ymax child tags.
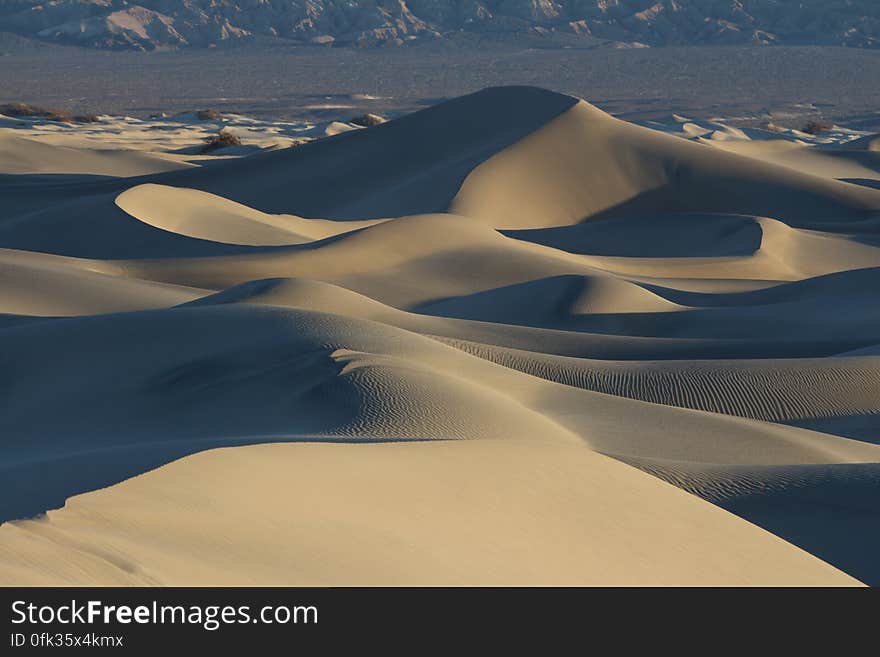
<box><xmin>438</xmin><ymin>339</ymin><xmax>880</xmax><ymax>424</ymax></box>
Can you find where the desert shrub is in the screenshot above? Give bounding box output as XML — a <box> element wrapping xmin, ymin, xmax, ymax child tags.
<box><xmin>202</xmin><ymin>129</ymin><xmax>242</xmax><ymax>152</ymax></box>
<box><xmin>0</xmin><ymin>102</ymin><xmax>72</xmax><ymax>122</ymax></box>
<box><xmin>761</xmin><ymin>121</ymin><xmax>785</xmax><ymax>133</ymax></box>
<box><xmin>197</xmin><ymin>109</ymin><xmax>223</xmax><ymax>121</ymax></box>
<box><xmin>0</xmin><ymin>102</ymin><xmax>100</xmax><ymax>124</ymax></box>
<box><xmin>801</xmin><ymin>120</ymin><xmax>833</xmax><ymax>135</ymax></box>
<box><xmin>349</xmin><ymin>113</ymin><xmax>386</xmax><ymax>127</ymax></box>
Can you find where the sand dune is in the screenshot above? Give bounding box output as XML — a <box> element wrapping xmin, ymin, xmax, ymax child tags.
<box><xmin>704</xmin><ymin>139</ymin><xmax>880</xmax><ymax>184</ymax></box>
<box><xmin>0</xmin><ymin>442</ymin><xmax>858</xmax><ymax>586</ymax></box>
<box><xmin>0</xmin><ymin>249</ymin><xmax>204</xmax><ymax>315</ymax></box>
<box><xmin>0</xmin><ymin>130</ymin><xmax>193</xmax><ymax>176</ymax></box>
<box><xmin>1</xmin><ymin>86</ymin><xmax>879</xmax><ymax>586</ymax></box>
<box><xmin>451</xmin><ymin>100</ymin><xmax>880</xmax><ymax>230</ymax></box>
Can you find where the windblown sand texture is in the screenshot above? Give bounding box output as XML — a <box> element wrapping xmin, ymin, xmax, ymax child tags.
<box><xmin>1</xmin><ymin>87</ymin><xmax>879</xmax><ymax>585</ymax></box>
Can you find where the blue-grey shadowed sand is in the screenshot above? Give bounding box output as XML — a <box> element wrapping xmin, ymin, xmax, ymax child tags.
<box><xmin>629</xmin><ymin>461</ymin><xmax>880</xmax><ymax>586</ymax></box>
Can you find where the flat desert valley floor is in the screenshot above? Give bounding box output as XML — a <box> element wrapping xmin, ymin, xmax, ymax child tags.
<box><xmin>1</xmin><ymin>69</ymin><xmax>880</xmax><ymax>585</ymax></box>
<box><xmin>2</xmin><ymin>43</ymin><xmax>880</xmax><ymax>128</ymax></box>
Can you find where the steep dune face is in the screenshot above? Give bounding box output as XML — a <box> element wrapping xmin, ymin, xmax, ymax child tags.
<box><xmin>451</xmin><ymin>100</ymin><xmax>880</xmax><ymax>229</ymax></box>
<box><xmin>1</xmin><ymin>86</ymin><xmax>879</xmax><ymax>585</ymax></box>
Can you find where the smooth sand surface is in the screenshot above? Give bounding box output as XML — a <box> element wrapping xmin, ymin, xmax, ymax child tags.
<box><xmin>1</xmin><ymin>86</ymin><xmax>879</xmax><ymax>585</ymax></box>
<box><xmin>0</xmin><ymin>442</ymin><xmax>859</xmax><ymax>586</ymax></box>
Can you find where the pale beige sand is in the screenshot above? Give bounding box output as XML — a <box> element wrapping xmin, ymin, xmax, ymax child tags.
<box><xmin>1</xmin><ymin>86</ymin><xmax>879</xmax><ymax>586</ymax></box>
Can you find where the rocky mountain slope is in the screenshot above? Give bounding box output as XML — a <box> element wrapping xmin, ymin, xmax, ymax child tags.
<box><xmin>0</xmin><ymin>0</ymin><xmax>878</xmax><ymax>50</ymax></box>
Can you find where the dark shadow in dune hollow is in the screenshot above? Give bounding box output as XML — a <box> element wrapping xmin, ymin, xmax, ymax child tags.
<box><xmin>629</xmin><ymin>460</ymin><xmax>880</xmax><ymax>586</ymax></box>
<box><xmin>715</xmin><ymin>464</ymin><xmax>880</xmax><ymax>587</ymax></box>
<box><xmin>503</xmin><ymin>213</ymin><xmax>763</xmax><ymax>257</ymax></box>
<box><xmin>783</xmin><ymin>415</ymin><xmax>880</xmax><ymax>445</ymax></box>
<box><xmin>841</xmin><ymin>178</ymin><xmax>880</xmax><ymax>191</ymax></box>
<box><xmin>581</xmin><ymin>180</ymin><xmax>880</xmax><ymax>229</ymax></box>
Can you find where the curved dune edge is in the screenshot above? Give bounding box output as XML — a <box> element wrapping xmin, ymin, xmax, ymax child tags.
<box><xmin>0</xmin><ymin>441</ymin><xmax>861</xmax><ymax>586</ymax></box>
<box><xmin>115</xmin><ymin>184</ymin><xmax>386</xmax><ymax>246</ymax></box>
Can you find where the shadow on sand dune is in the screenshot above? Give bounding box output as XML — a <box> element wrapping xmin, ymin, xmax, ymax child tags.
<box><xmin>717</xmin><ymin>465</ymin><xmax>880</xmax><ymax>586</ymax></box>
<box><xmin>630</xmin><ymin>460</ymin><xmax>880</xmax><ymax>586</ymax></box>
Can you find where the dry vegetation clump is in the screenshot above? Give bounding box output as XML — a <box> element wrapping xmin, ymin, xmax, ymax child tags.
<box><xmin>760</xmin><ymin>121</ymin><xmax>785</xmax><ymax>133</ymax></box>
<box><xmin>0</xmin><ymin>102</ymin><xmax>70</xmax><ymax>122</ymax></box>
<box><xmin>0</xmin><ymin>102</ymin><xmax>98</xmax><ymax>123</ymax></box>
<box><xmin>196</xmin><ymin>109</ymin><xmax>224</xmax><ymax>121</ymax></box>
<box><xmin>202</xmin><ymin>128</ymin><xmax>242</xmax><ymax>153</ymax></box>
<box><xmin>349</xmin><ymin>113</ymin><xmax>387</xmax><ymax>127</ymax></box>
<box><xmin>801</xmin><ymin>119</ymin><xmax>834</xmax><ymax>135</ymax></box>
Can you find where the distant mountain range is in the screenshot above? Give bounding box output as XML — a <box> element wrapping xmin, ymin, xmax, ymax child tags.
<box><xmin>1</xmin><ymin>0</ymin><xmax>878</xmax><ymax>51</ymax></box>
